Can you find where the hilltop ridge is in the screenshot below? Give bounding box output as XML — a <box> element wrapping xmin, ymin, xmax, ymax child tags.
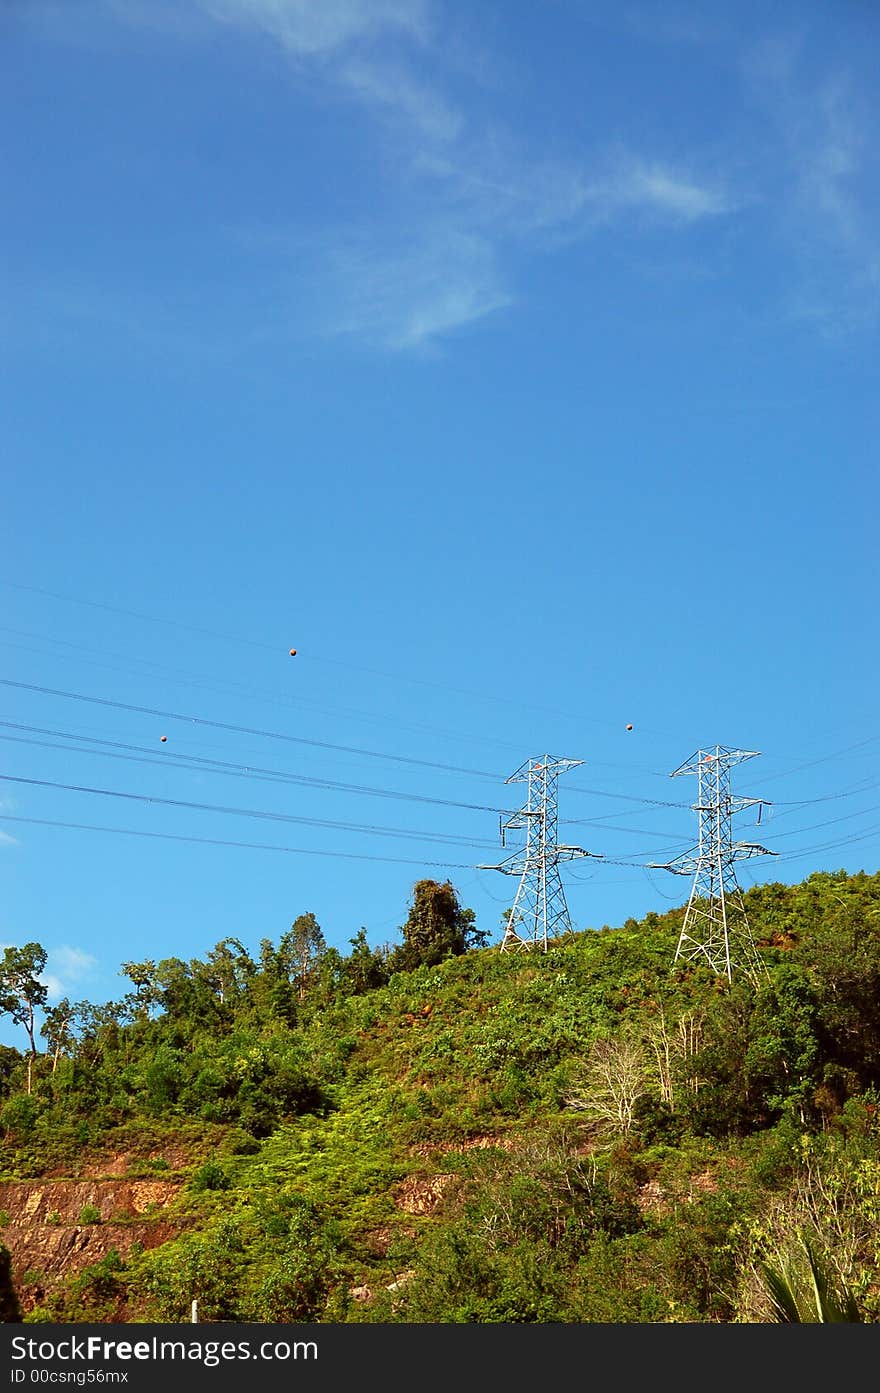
<box><xmin>1</xmin><ymin>868</ymin><xmax>879</xmax><ymax>1323</ymax></box>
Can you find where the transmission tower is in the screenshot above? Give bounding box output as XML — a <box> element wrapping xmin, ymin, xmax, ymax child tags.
<box><xmin>478</xmin><ymin>755</ymin><xmax>599</xmax><ymax>952</ymax></box>
<box><xmin>649</xmin><ymin>745</ymin><xmax>776</xmax><ymax>982</ymax></box>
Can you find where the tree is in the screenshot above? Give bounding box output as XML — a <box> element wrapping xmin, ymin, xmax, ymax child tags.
<box><xmin>344</xmin><ymin>929</ymin><xmax>388</xmax><ymax>994</ymax></box>
<box><xmin>389</xmin><ymin>880</ymin><xmax>481</xmax><ymax>973</ymax></box>
<box><xmin>279</xmin><ymin>913</ymin><xmax>326</xmax><ymax>1002</ymax></box>
<box><xmin>202</xmin><ymin>938</ymin><xmax>255</xmax><ymax>1005</ymax></box>
<box><xmin>746</xmin><ymin>964</ymin><xmax>821</xmax><ymax>1124</ymax></box>
<box><xmin>40</xmin><ymin>997</ymin><xmax>76</xmax><ymax>1073</ymax></box>
<box><xmin>644</xmin><ymin>1006</ymin><xmax>704</xmax><ymax>1113</ymax></box>
<box><xmin>0</xmin><ymin>943</ymin><xmax>48</xmax><ymax>1093</ymax></box>
<box><xmin>566</xmin><ymin>1033</ymin><xmax>652</xmax><ymax>1138</ymax></box>
<box><xmin>119</xmin><ymin>960</ymin><xmax>161</xmax><ymax>1020</ymax></box>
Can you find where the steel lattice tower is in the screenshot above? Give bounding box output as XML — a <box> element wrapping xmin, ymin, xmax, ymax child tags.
<box><xmin>650</xmin><ymin>745</ymin><xmax>776</xmax><ymax>982</ymax></box>
<box><xmin>478</xmin><ymin>755</ymin><xmax>598</xmax><ymax>952</ymax></box>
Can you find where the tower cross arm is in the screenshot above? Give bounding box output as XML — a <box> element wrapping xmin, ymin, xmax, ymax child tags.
<box><xmin>733</xmin><ymin>841</ymin><xmax>777</xmax><ymax>859</ymax></box>
<box><xmin>729</xmin><ymin>796</ymin><xmax>771</xmax><ymax>813</ymax></box>
<box><xmin>647</xmin><ymin>856</ymin><xmax>698</xmax><ymax>876</ymax></box>
<box><xmin>671</xmin><ymin>748</ymin><xmax>761</xmax><ymax>778</ymax></box>
<box><xmin>477</xmin><ymin>849</ymin><xmax>530</xmax><ymax>874</ymax></box>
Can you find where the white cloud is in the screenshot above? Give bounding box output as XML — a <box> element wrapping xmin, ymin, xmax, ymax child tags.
<box><xmin>415</xmin><ymin>143</ymin><xmax>732</xmax><ymax>242</ymax></box>
<box><xmin>197</xmin><ymin>0</ymin><xmax>456</xmax><ymax>158</ymax></box>
<box><xmin>744</xmin><ymin>45</ymin><xmax>880</xmax><ymax>329</ymax></box>
<box><xmin>51</xmin><ymin>946</ymin><xmax>99</xmax><ymax>980</ymax></box>
<box><xmin>41</xmin><ymin>946</ymin><xmax>99</xmax><ymax>1002</ymax></box>
<box><xmin>338</xmin><ymin>55</ymin><xmax>462</xmax><ymax>142</ymax></box>
<box><xmin>602</xmin><ymin>161</ymin><xmax>733</xmax><ymax>221</ymax></box>
<box><xmin>0</xmin><ymin>943</ymin><xmax>96</xmax><ymax>1003</ymax></box>
<box><xmin>323</xmin><ymin>229</ymin><xmax>511</xmax><ymax>350</ymax></box>
<box><xmin>0</xmin><ymin>830</ymin><xmax>19</xmax><ymax>848</ymax></box>
<box><xmin>799</xmin><ymin>81</ymin><xmax>874</xmax><ymax>264</ymax></box>
<box><xmin>20</xmin><ymin>0</ymin><xmax>742</xmax><ymax>354</ymax></box>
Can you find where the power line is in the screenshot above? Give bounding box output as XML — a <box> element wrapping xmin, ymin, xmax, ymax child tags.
<box><xmin>0</xmin><ymin>814</ymin><xmax>474</xmax><ymax>869</ymax></box>
<box><xmin>765</xmin><ymin>823</ymin><xmax>880</xmax><ymax>865</ymax></box>
<box><xmin>0</xmin><ymin>582</ymin><xmax>282</xmax><ymax>654</ymax></box>
<box><xmin>761</xmin><ymin>804</ymin><xmax>880</xmax><ymax>842</ymax></box>
<box><xmin>0</xmin><ymin>579</ymin><xmax>654</xmax><ymax>733</ymax></box>
<box><xmin>762</xmin><ymin>776</ymin><xmax>880</xmax><ymax>812</ymax></box>
<box><xmin>0</xmin><ymin>730</ymin><xmax>711</xmax><ymax>863</ymax></box>
<box><xmin>561</xmin><ymin>815</ymin><xmax>688</xmax><ymax>841</ymax></box>
<box><xmin>0</xmin><ymin>678</ymin><xmax>500</xmax><ymax>780</ymax></box>
<box><xmin>0</xmin><ymin>626</ymin><xmax>531</xmax><ymax>757</ymax></box>
<box><xmin>0</xmin><ymin>773</ymin><xmax>498</xmax><ymax>847</ymax></box>
<box><xmin>567</xmin><ymin>782</ymin><xmax>691</xmax><ymax>809</ymax></box>
<box><xmin>0</xmin><ymin>684</ymin><xmax>721</xmax><ymax>820</ymax></box>
<box><xmin>0</xmin><ymin>724</ymin><xmax>503</xmax><ymax>815</ymax></box>
<box><xmin>4</xmin><ymin>675</ymin><xmax>880</xmax><ymax>861</ymax></box>
<box><xmin>752</xmin><ymin>735</ymin><xmax>880</xmax><ymax>785</ymax></box>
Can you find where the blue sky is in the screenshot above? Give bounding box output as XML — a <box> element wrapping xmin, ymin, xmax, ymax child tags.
<box><xmin>1</xmin><ymin>0</ymin><xmax>878</xmax><ymax>1046</ymax></box>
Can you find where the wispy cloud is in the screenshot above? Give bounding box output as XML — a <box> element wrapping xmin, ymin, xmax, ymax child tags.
<box><xmin>185</xmin><ymin>1</ymin><xmax>737</xmax><ymax>349</ymax></box>
<box><xmin>337</xmin><ymin>55</ymin><xmax>462</xmax><ymax>141</ymax></box>
<box><xmin>415</xmin><ymin>142</ymin><xmax>733</xmax><ymax>244</ymax></box>
<box><xmin>744</xmin><ymin>37</ymin><xmax>879</xmax><ymax>331</ymax></box>
<box><xmin>599</xmin><ymin>161</ymin><xmax>733</xmax><ymax>222</ymax></box>
<box><xmin>197</xmin><ymin>0</ymin><xmax>430</xmax><ymax>55</ymax></box>
<box><xmin>0</xmin><ymin>943</ymin><xmax>96</xmax><ymax>1004</ymax></box>
<box><xmin>320</xmin><ymin>229</ymin><xmax>511</xmax><ymax>350</ymax></box>
<box><xmin>0</xmin><ymin>795</ymin><xmax>18</xmax><ymax>845</ymax></box>
<box><xmin>24</xmin><ymin>0</ymin><xmax>742</xmax><ymax>353</ymax></box>
<box><xmin>42</xmin><ymin>946</ymin><xmax>99</xmax><ymax>1002</ymax></box>
<box><xmin>196</xmin><ymin>0</ymin><xmax>451</xmax><ymax>140</ymax></box>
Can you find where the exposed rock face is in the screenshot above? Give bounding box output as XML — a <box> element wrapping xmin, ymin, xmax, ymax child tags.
<box><xmin>409</xmin><ymin>1132</ymin><xmax>516</xmax><ymax>1158</ymax></box>
<box><xmin>2</xmin><ymin>1179</ymin><xmax>179</xmax><ymax>1224</ymax></box>
<box><xmin>393</xmin><ymin>1174</ymin><xmax>454</xmax><ymax>1215</ymax></box>
<box><xmin>0</xmin><ymin>1179</ymin><xmax>184</xmax><ymax>1316</ymax></box>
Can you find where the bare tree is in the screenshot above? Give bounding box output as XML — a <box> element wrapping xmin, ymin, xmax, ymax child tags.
<box><xmin>644</xmin><ymin>1007</ymin><xmax>704</xmax><ymax>1112</ymax></box>
<box><xmin>566</xmin><ymin>1033</ymin><xmax>651</xmax><ymax>1137</ymax></box>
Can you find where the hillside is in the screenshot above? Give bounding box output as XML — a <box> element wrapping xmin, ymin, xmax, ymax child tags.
<box><xmin>1</xmin><ymin>869</ymin><xmax>879</xmax><ymax>1324</ymax></box>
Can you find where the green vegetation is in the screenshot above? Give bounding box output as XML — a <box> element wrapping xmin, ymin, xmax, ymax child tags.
<box><xmin>1</xmin><ymin>871</ymin><xmax>879</xmax><ymax>1323</ymax></box>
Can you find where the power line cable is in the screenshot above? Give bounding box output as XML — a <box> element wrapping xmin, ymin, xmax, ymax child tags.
<box><xmin>0</xmin><ymin>814</ymin><xmax>474</xmax><ymax>869</ymax></box>
<box><xmin>0</xmin><ymin>678</ymin><xmax>501</xmax><ymax>780</ymax></box>
<box><xmin>567</xmin><ymin>782</ymin><xmax>691</xmax><ymax>809</ymax></box>
<box><xmin>0</xmin><ymin>729</ymin><xmax>691</xmax><ymax>849</ymax></box>
<box><xmin>766</xmin><ymin>822</ymin><xmax>880</xmax><ymax>863</ymax></box>
<box><xmin>0</xmin><ymin>688</ymin><xmax>708</xmax><ymax>816</ymax></box>
<box><xmin>752</xmin><ymin>736</ymin><xmax>880</xmax><ymax>785</ymax></box>
<box><xmin>760</xmin><ymin>776</ymin><xmax>880</xmax><ymax>812</ymax></box>
<box><xmin>0</xmin><ymin>627</ymin><xmax>531</xmax><ymax>757</ymax></box>
<box><xmin>0</xmin><ymin>579</ymin><xmax>665</xmax><ymax>733</ymax></box>
<box><xmin>0</xmin><ymin>772</ymin><xmax>503</xmax><ymax>837</ymax></box>
<box><xmin>761</xmin><ymin>804</ymin><xmax>880</xmax><ymax>843</ymax></box>
<box><xmin>0</xmin><ymin>724</ymin><xmax>503</xmax><ymax>815</ymax></box>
